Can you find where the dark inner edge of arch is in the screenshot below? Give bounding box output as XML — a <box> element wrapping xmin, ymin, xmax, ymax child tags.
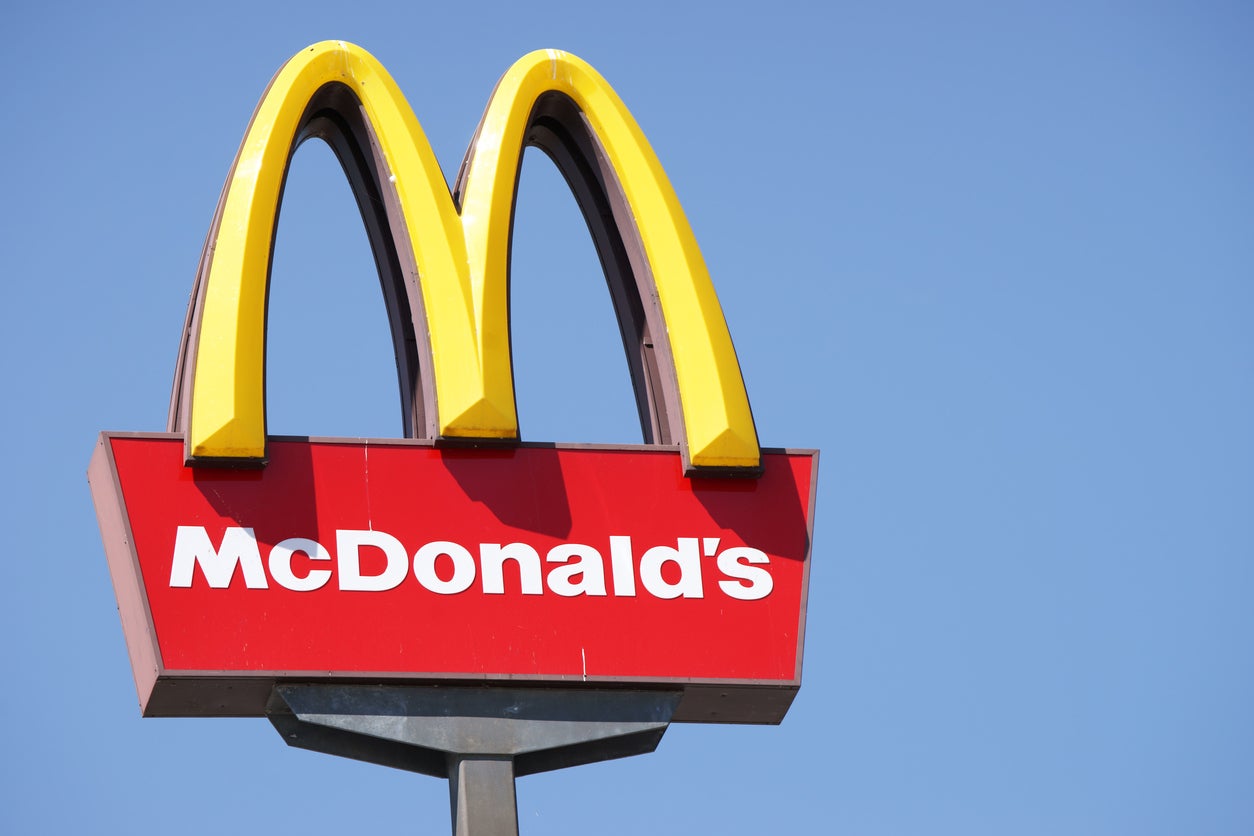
<box><xmin>501</xmin><ymin>90</ymin><xmax>674</xmax><ymax>447</ymax></box>
<box><xmin>295</xmin><ymin>83</ymin><xmax>428</xmax><ymax>440</ymax></box>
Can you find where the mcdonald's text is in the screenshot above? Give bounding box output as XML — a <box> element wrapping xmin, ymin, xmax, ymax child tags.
<box><xmin>170</xmin><ymin>526</ymin><xmax>775</xmax><ymax>600</ymax></box>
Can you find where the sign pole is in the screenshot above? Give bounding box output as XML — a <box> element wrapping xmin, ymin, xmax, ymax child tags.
<box><xmin>449</xmin><ymin>755</ymin><xmax>519</xmax><ymax>836</ymax></box>
<box><xmin>267</xmin><ymin>685</ymin><xmax>682</xmax><ymax>835</ymax></box>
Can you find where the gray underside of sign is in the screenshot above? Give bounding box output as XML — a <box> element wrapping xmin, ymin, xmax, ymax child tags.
<box><xmin>267</xmin><ymin>684</ymin><xmax>682</xmax><ymax>836</ymax></box>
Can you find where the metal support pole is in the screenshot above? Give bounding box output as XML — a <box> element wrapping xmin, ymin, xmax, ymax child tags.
<box><xmin>267</xmin><ymin>685</ymin><xmax>682</xmax><ymax>836</ymax></box>
<box><xmin>449</xmin><ymin>755</ymin><xmax>518</xmax><ymax>836</ymax></box>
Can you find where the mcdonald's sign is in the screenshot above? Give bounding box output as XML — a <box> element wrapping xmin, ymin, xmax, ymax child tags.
<box><xmin>89</xmin><ymin>42</ymin><xmax>818</xmax><ymax>724</ymax></box>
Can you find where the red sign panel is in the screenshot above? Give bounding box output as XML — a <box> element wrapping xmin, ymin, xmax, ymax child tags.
<box><xmin>90</xmin><ymin>434</ymin><xmax>817</xmax><ymax>723</ymax></box>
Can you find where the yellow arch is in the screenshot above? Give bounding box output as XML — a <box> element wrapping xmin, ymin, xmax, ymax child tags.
<box><xmin>185</xmin><ymin>41</ymin><xmax>759</xmax><ymax>469</ymax></box>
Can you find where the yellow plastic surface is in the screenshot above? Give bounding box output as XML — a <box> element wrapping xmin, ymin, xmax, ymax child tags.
<box><xmin>189</xmin><ymin>41</ymin><xmax>759</xmax><ymax>469</ymax></box>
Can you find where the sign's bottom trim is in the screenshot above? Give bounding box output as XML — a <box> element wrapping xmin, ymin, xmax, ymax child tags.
<box><xmin>140</xmin><ymin>675</ymin><xmax>799</xmax><ymax>725</ymax></box>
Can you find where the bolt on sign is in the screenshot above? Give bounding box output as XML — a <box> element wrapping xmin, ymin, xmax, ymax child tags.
<box><xmin>89</xmin><ymin>42</ymin><xmax>818</xmax><ymax>725</ymax></box>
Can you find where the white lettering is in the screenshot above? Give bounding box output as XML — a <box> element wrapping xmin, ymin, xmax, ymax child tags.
<box><xmin>639</xmin><ymin>538</ymin><xmax>703</xmax><ymax>599</ymax></box>
<box><xmin>170</xmin><ymin>526</ymin><xmax>268</xmax><ymax>589</ymax></box>
<box><xmin>337</xmin><ymin>529</ymin><xmax>408</xmax><ymax>591</ymax></box>
<box><xmin>414</xmin><ymin>541</ymin><xmax>475</xmax><ymax>594</ymax></box>
<box><xmin>608</xmin><ymin>535</ymin><xmax>637</xmax><ymax>596</ymax></box>
<box><xmin>269</xmin><ymin>537</ymin><xmax>332</xmax><ymax>592</ymax></box>
<box><xmin>480</xmin><ymin>543</ymin><xmax>543</xmax><ymax>595</ymax></box>
<box><xmin>546</xmin><ymin>543</ymin><xmax>607</xmax><ymax>596</ymax></box>
<box><xmin>716</xmin><ymin>547</ymin><xmax>774</xmax><ymax>601</ymax></box>
<box><xmin>167</xmin><ymin>527</ymin><xmax>774</xmax><ymax>601</ymax></box>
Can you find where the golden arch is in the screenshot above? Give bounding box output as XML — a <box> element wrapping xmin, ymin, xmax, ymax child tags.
<box><xmin>168</xmin><ymin>41</ymin><xmax>759</xmax><ymax>472</ymax></box>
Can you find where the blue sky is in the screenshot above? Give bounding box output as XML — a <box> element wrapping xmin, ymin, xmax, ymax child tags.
<box><xmin>3</xmin><ymin>2</ymin><xmax>1252</xmax><ymax>833</ymax></box>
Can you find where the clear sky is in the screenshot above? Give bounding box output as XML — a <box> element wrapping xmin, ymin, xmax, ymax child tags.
<box><xmin>3</xmin><ymin>2</ymin><xmax>1252</xmax><ymax>834</ymax></box>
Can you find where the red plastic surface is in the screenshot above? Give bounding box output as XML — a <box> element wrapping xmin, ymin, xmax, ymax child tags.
<box><xmin>107</xmin><ymin>437</ymin><xmax>814</xmax><ymax>685</ymax></box>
